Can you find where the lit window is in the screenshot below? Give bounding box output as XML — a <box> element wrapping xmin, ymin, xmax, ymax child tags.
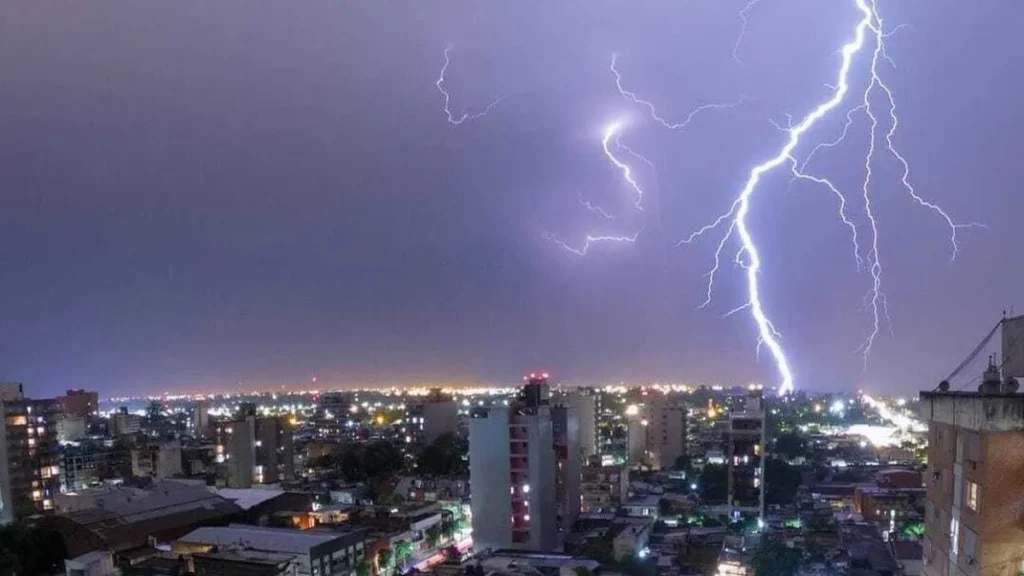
<box><xmin>967</xmin><ymin>481</ymin><xmax>979</xmax><ymax>511</ymax></box>
<box><xmin>32</xmin><ymin>490</ymin><xmax>43</xmax><ymax>501</ymax></box>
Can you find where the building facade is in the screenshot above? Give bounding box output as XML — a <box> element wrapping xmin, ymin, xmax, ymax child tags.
<box><xmin>219</xmin><ymin>408</ymin><xmax>294</xmax><ymax>488</ymax></box>
<box><xmin>921</xmin><ymin>379</ymin><xmax>1024</xmax><ymax>576</ymax></box>
<box><xmin>551</xmin><ymin>404</ymin><xmax>581</xmax><ymax>532</ymax></box>
<box><xmin>408</xmin><ymin>390</ymin><xmax>459</xmax><ymax>445</ymax></box>
<box><xmin>726</xmin><ymin>391</ymin><xmax>765</xmax><ymax>520</ymax></box>
<box><xmin>0</xmin><ymin>396</ymin><xmax>61</xmax><ymax>522</ymax></box>
<box><xmin>469</xmin><ymin>375</ymin><xmax>558</xmax><ymax>552</ymax></box>
<box><xmin>645</xmin><ymin>395</ymin><xmax>686</xmax><ymax>470</ymax></box>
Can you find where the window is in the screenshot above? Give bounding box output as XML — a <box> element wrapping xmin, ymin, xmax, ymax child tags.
<box><xmin>967</xmin><ymin>481</ymin><xmax>979</xmax><ymax>511</ymax></box>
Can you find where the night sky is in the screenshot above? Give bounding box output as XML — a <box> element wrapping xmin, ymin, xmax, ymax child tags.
<box><xmin>1</xmin><ymin>1</ymin><xmax>1019</xmax><ymax>398</ymax></box>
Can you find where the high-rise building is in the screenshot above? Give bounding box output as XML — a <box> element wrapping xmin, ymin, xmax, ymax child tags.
<box><xmin>60</xmin><ymin>442</ymin><xmax>131</xmax><ymax>492</ymax></box>
<box><xmin>110</xmin><ymin>407</ymin><xmax>142</xmax><ymax>437</ymax></box>
<box><xmin>58</xmin><ymin>389</ymin><xmax>99</xmax><ymax>422</ymax></box>
<box><xmin>551</xmin><ymin>404</ymin><xmax>581</xmax><ymax>532</ymax></box>
<box><xmin>0</xmin><ymin>396</ymin><xmax>61</xmax><ymax>522</ymax></box>
<box><xmin>726</xmin><ymin>391</ymin><xmax>765</xmax><ymax>521</ymax></box>
<box><xmin>191</xmin><ymin>399</ymin><xmax>211</xmax><ymax>438</ymax></box>
<box><xmin>627</xmin><ymin>416</ymin><xmax>647</xmax><ymax>467</ymax></box>
<box><xmin>920</xmin><ymin>361</ymin><xmax>1024</xmax><ymax>576</ymax></box>
<box><xmin>565</xmin><ymin>391</ymin><xmax>597</xmax><ymax>460</ymax></box>
<box><xmin>469</xmin><ymin>374</ymin><xmax>558</xmax><ymax>552</ymax></box>
<box><xmin>218</xmin><ymin>406</ymin><xmax>294</xmax><ymax>488</ymax></box>
<box><xmin>645</xmin><ymin>395</ymin><xmax>686</xmax><ymax>470</ymax></box>
<box><xmin>131</xmin><ymin>441</ymin><xmax>184</xmax><ymax>480</ymax></box>
<box><xmin>408</xmin><ymin>389</ymin><xmax>460</xmax><ymax>445</ymax></box>
<box><xmin>313</xmin><ymin>392</ymin><xmax>354</xmax><ymax>439</ymax></box>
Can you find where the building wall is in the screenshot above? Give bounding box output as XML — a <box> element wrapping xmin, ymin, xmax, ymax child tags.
<box><xmin>469</xmin><ymin>407</ymin><xmax>513</xmax><ymax>552</ymax></box>
<box><xmin>726</xmin><ymin>401</ymin><xmax>764</xmax><ymax>516</ymax></box>
<box><xmin>224</xmin><ymin>419</ymin><xmax>256</xmax><ymax>488</ymax></box>
<box><xmin>551</xmin><ymin>405</ymin><xmax>581</xmax><ymax>532</ymax></box>
<box><xmin>523</xmin><ymin>408</ymin><xmax>557</xmax><ymax>551</ymax></box>
<box><xmin>922</xmin><ymin>393</ymin><xmax>1024</xmax><ymax>576</ymax></box>
<box><xmin>420</xmin><ymin>401</ymin><xmax>458</xmax><ymax>445</ymax></box>
<box><xmin>1</xmin><ymin>398</ymin><xmax>61</xmax><ymax>521</ymax></box>
<box><xmin>627</xmin><ymin>418</ymin><xmax>646</xmax><ymax>467</ymax></box>
<box><xmin>255</xmin><ymin>416</ymin><xmax>294</xmax><ymax>483</ymax></box>
<box><xmin>567</xmin><ymin>393</ymin><xmax>597</xmax><ymax>459</ymax></box>
<box><xmin>645</xmin><ymin>396</ymin><xmax>685</xmax><ymax>470</ymax></box>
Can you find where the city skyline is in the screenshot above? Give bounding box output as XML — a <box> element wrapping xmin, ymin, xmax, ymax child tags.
<box><xmin>2</xmin><ymin>0</ymin><xmax>1020</xmax><ymax>397</ymax></box>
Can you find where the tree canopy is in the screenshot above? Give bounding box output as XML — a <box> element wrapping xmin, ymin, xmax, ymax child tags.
<box><xmin>416</xmin><ymin>433</ymin><xmax>468</xmax><ymax>477</ymax></box>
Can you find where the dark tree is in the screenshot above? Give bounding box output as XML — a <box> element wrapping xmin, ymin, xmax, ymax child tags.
<box><xmin>363</xmin><ymin>441</ymin><xmax>404</xmax><ymax>479</ymax></box>
<box><xmin>0</xmin><ymin>524</ymin><xmax>67</xmax><ymax>576</ymax></box>
<box><xmin>416</xmin><ymin>433</ymin><xmax>468</xmax><ymax>477</ymax></box>
<box><xmin>772</xmin><ymin>432</ymin><xmax>808</xmax><ymax>461</ymax></box>
<box><xmin>765</xmin><ymin>458</ymin><xmax>802</xmax><ymax>506</ymax></box>
<box><xmin>751</xmin><ymin>539</ymin><xmax>802</xmax><ymax>576</ymax></box>
<box><xmin>697</xmin><ymin>464</ymin><xmax>728</xmax><ymax>503</ymax></box>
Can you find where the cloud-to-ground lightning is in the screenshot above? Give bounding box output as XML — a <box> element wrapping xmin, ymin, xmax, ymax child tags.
<box><xmin>610</xmin><ymin>55</ymin><xmax>743</xmax><ymax>131</ymax></box>
<box><xmin>732</xmin><ymin>0</ymin><xmax>763</xmax><ymax>64</ymax></box>
<box><xmin>674</xmin><ymin>0</ymin><xmax>982</xmax><ymax>393</ymax></box>
<box><xmin>436</xmin><ymin>46</ymin><xmax>504</xmax><ymax>125</ymax></box>
<box><xmin>546</xmin><ymin>0</ymin><xmax>982</xmax><ymax>393</ymax></box>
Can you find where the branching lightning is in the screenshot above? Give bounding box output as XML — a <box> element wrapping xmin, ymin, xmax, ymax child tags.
<box><xmin>546</xmin><ymin>231</ymin><xmax>640</xmax><ymax>257</ymax></box>
<box><xmin>732</xmin><ymin>0</ymin><xmax>763</xmax><ymax>64</ymax></box>
<box><xmin>436</xmin><ymin>46</ymin><xmax>504</xmax><ymax>125</ymax></box>
<box><xmin>610</xmin><ymin>55</ymin><xmax>743</xmax><ymax>131</ymax></box>
<box><xmin>543</xmin><ymin>0</ymin><xmax>982</xmax><ymax>394</ymax></box>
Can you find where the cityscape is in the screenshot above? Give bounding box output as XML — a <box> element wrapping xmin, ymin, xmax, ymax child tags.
<box><xmin>1</xmin><ymin>0</ymin><xmax>1021</xmax><ymax>576</ymax></box>
<box><xmin>2</xmin><ymin>315</ymin><xmax>1022</xmax><ymax>576</ymax></box>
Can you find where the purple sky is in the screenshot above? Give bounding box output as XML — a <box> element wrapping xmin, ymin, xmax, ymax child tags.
<box><xmin>1</xmin><ymin>0</ymin><xmax>1019</xmax><ymax>398</ymax></box>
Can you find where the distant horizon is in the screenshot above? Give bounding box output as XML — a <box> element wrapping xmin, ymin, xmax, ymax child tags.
<box><xmin>2</xmin><ymin>0</ymin><xmax>1018</xmax><ymax>400</ymax></box>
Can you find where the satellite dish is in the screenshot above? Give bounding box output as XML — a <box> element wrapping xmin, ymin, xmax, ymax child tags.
<box><xmin>938</xmin><ymin>380</ymin><xmax>951</xmax><ymax>392</ymax></box>
<box><xmin>1004</xmin><ymin>378</ymin><xmax>1020</xmax><ymax>393</ymax></box>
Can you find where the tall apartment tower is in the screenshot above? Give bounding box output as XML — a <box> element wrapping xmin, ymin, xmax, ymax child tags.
<box><xmin>726</xmin><ymin>390</ymin><xmax>765</xmax><ymax>521</ymax></box>
<box><xmin>219</xmin><ymin>405</ymin><xmax>294</xmax><ymax>488</ymax></box>
<box><xmin>469</xmin><ymin>374</ymin><xmax>558</xmax><ymax>552</ymax></box>
<box><xmin>920</xmin><ymin>360</ymin><xmax>1024</xmax><ymax>576</ymax></box>
<box><xmin>0</xmin><ymin>395</ymin><xmax>61</xmax><ymax>523</ymax></box>
<box><xmin>627</xmin><ymin>416</ymin><xmax>647</xmax><ymax>468</ymax></box>
<box><xmin>565</xmin><ymin>391</ymin><xmax>597</xmax><ymax>460</ymax></box>
<box><xmin>191</xmin><ymin>399</ymin><xmax>211</xmax><ymax>438</ymax></box>
<box><xmin>551</xmin><ymin>404</ymin><xmax>581</xmax><ymax>532</ymax></box>
<box><xmin>645</xmin><ymin>395</ymin><xmax>686</xmax><ymax>470</ymax></box>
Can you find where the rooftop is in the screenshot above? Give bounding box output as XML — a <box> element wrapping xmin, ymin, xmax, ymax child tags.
<box><xmin>179</xmin><ymin>524</ymin><xmax>366</xmax><ymax>554</ymax></box>
<box><xmin>195</xmin><ymin>549</ymin><xmax>296</xmax><ymax>566</ymax></box>
<box><xmin>209</xmin><ymin>487</ymin><xmax>285</xmax><ymax>510</ymax></box>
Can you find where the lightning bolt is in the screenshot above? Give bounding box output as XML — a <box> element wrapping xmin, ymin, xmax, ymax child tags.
<box><xmin>610</xmin><ymin>55</ymin><xmax>743</xmax><ymax>131</ymax></box>
<box><xmin>547</xmin><ymin>232</ymin><xmax>640</xmax><ymax>257</ymax></box>
<box><xmin>550</xmin><ymin>0</ymin><xmax>982</xmax><ymax>394</ymax></box>
<box><xmin>436</xmin><ymin>46</ymin><xmax>504</xmax><ymax>125</ymax></box>
<box><xmin>579</xmin><ymin>192</ymin><xmax>616</xmax><ymax>220</ymax></box>
<box><xmin>679</xmin><ymin>0</ymin><xmax>881</xmax><ymax>396</ymax></box>
<box><xmin>732</xmin><ymin>0</ymin><xmax>763</xmax><ymax>64</ymax></box>
<box><xmin>602</xmin><ymin>122</ymin><xmax>649</xmax><ymax>210</ymax></box>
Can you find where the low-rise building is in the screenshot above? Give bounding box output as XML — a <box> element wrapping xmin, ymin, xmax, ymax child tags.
<box><xmin>621</xmin><ymin>495</ymin><xmax>660</xmax><ymax>518</ymax></box>
<box><xmin>193</xmin><ymin>549</ymin><xmax>297</xmax><ymax>576</ymax></box>
<box><xmin>610</xmin><ymin>518</ymin><xmax>653</xmax><ymax>561</ymax></box>
<box><xmin>176</xmin><ymin>524</ymin><xmax>368</xmax><ymax>576</ymax></box>
<box><xmin>580</xmin><ymin>465</ymin><xmax>629</xmax><ymax>513</ymax></box>
<box><xmin>45</xmin><ymin>481</ymin><xmax>242</xmax><ymax>557</ymax></box>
